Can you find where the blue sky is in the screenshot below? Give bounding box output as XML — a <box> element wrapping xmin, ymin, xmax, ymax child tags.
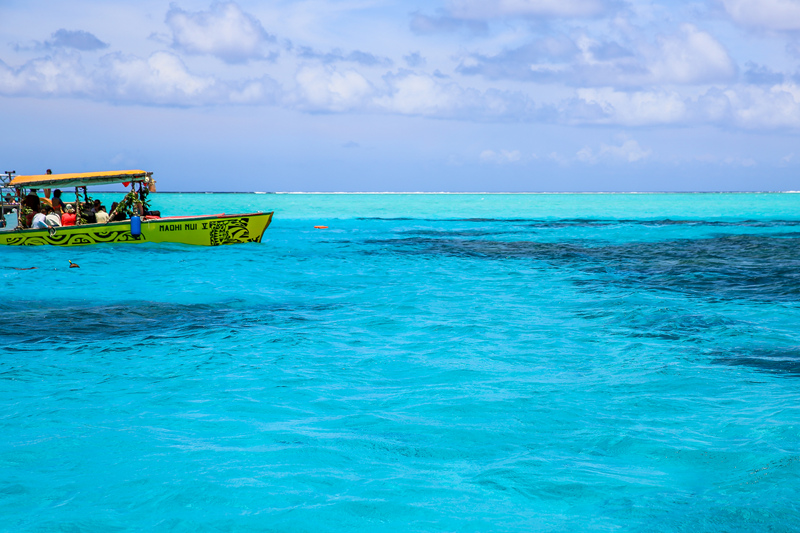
<box><xmin>1</xmin><ymin>0</ymin><xmax>800</xmax><ymax>191</ymax></box>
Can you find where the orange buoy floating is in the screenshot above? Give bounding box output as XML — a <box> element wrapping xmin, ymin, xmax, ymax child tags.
<box><xmin>314</xmin><ymin>226</ymin><xmax>328</xmax><ymax>229</ymax></box>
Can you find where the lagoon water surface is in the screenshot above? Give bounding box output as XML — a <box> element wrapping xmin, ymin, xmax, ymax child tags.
<box><xmin>2</xmin><ymin>193</ymin><xmax>800</xmax><ymax>531</ymax></box>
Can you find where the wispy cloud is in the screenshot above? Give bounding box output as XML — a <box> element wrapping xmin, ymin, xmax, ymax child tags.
<box><xmin>447</xmin><ymin>0</ymin><xmax>612</xmax><ymax>19</ymax></box>
<box><xmin>14</xmin><ymin>29</ymin><xmax>110</xmax><ymax>52</ymax></box>
<box><xmin>457</xmin><ymin>24</ymin><xmax>736</xmax><ymax>87</ymax></box>
<box><xmin>46</xmin><ymin>29</ymin><xmax>109</xmax><ymax>51</ymax></box>
<box><xmin>296</xmin><ymin>47</ymin><xmax>393</xmax><ymax>67</ymax></box>
<box><xmin>577</xmin><ymin>137</ymin><xmax>652</xmax><ymax>163</ymax></box>
<box><xmin>720</xmin><ymin>0</ymin><xmax>800</xmax><ymax>31</ymax></box>
<box><xmin>404</xmin><ymin>52</ymin><xmax>426</xmax><ymax>68</ymax></box>
<box><xmin>480</xmin><ymin>149</ymin><xmax>522</xmax><ymax>163</ymax></box>
<box><xmin>409</xmin><ymin>11</ymin><xmax>488</xmax><ymax>35</ymax></box>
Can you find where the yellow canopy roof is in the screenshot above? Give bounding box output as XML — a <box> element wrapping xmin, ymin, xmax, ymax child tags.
<box><xmin>9</xmin><ymin>170</ymin><xmax>152</xmax><ymax>189</ymax></box>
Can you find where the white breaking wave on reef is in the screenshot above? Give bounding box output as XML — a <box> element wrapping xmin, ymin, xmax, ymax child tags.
<box><xmin>270</xmin><ymin>191</ymin><xmax>784</xmax><ymax>195</ymax></box>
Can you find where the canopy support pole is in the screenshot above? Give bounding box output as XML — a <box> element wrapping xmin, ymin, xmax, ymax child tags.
<box><xmin>75</xmin><ymin>187</ymin><xmax>81</xmax><ymax>226</ymax></box>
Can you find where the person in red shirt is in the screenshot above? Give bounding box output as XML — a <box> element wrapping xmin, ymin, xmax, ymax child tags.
<box><xmin>61</xmin><ymin>204</ymin><xmax>77</xmax><ymax>226</ymax></box>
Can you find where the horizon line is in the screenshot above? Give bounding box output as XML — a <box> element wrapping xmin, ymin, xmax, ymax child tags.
<box><xmin>88</xmin><ymin>190</ymin><xmax>800</xmax><ymax>194</ymax></box>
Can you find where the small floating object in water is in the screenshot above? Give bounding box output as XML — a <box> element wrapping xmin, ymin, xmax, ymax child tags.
<box><xmin>314</xmin><ymin>226</ymin><xmax>328</xmax><ymax>229</ymax></box>
<box><xmin>68</xmin><ymin>260</ymin><xmax>80</xmax><ymax>268</ymax></box>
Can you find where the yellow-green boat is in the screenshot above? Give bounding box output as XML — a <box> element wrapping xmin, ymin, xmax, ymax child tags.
<box><xmin>0</xmin><ymin>170</ymin><xmax>273</xmax><ymax>247</ymax></box>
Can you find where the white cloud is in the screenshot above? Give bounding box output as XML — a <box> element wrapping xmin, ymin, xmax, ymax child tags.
<box><xmin>721</xmin><ymin>0</ymin><xmax>800</xmax><ymax>31</ymax></box>
<box><xmin>0</xmin><ymin>53</ymin><xmax>94</xmax><ymax>97</ymax></box>
<box><xmin>480</xmin><ymin>149</ymin><xmax>522</xmax><ymax>163</ymax></box>
<box><xmin>577</xmin><ymin>137</ymin><xmax>651</xmax><ymax>163</ymax></box>
<box><xmin>165</xmin><ymin>2</ymin><xmax>276</xmax><ymax>63</ymax></box>
<box><xmin>570</xmin><ymin>83</ymin><xmax>800</xmax><ymax>129</ymax></box>
<box><xmin>574</xmin><ymin>88</ymin><xmax>688</xmax><ymax>125</ymax></box>
<box><xmin>0</xmin><ymin>50</ymin><xmax>279</xmax><ymax>107</ymax></box>
<box><xmin>725</xmin><ymin>156</ymin><xmax>757</xmax><ymax>166</ymax></box>
<box><xmin>458</xmin><ymin>24</ymin><xmax>735</xmax><ymax>86</ymax></box>
<box><xmin>376</xmin><ymin>71</ymin><xmax>536</xmax><ymax>120</ymax></box>
<box><xmin>601</xmin><ymin>138</ymin><xmax>651</xmax><ymax>162</ymax></box>
<box><xmin>707</xmin><ymin>83</ymin><xmax>800</xmax><ymax>128</ymax></box>
<box><xmin>646</xmin><ymin>24</ymin><xmax>735</xmax><ymax>84</ymax></box>
<box><xmin>292</xmin><ymin>65</ymin><xmax>375</xmax><ymax>112</ymax></box>
<box><xmin>228</xmin><ymin>78</ymin><xmax>280</xmax><ymax>104</ymax></box>
<box><xmin>377</xmin><ymin>71</ymin><xmax>467</xmax><ymax>116</ymax></box>
<box><xmin>101</xmin><ymin>51</ymin><xmax>223</xmax><ymax>105</ymax></box>
<box><xmin>448</xmin><ymin>0</ymin><xmax>608</xmax><ymax>19</ymax></box>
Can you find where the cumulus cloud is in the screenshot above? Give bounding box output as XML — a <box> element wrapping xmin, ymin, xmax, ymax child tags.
<box><xmin>448</xmin><ymin>0</ymin><xmax>609</xmax><ymax>19</ymax></box>
<box><xmin>566</xmin><ymin>82</ymin><xmax>800</xmax><ymax>129</ymax></box>
<box><xmin>377</xmin><ymin>71</ymin><xmax>470</xmax><ymax>116</ymax></box>
<box><xmin>287</xmin><ymin>66</ymin><xmax>538</xmax><ymax>120</ymax></box>
<box><xmin>647</xmin><ymin>25</ymin><xmax>736</xmax><ymax>84</ymax></box>
<box><xmin>99</xmin><ymin>51</ymin><xmax>224</xmax><ymax>105</ymax></box>
<box><xmin>375</xmin><ymin>70</ymin><xmax>536</xmax><ymax>120</ymax></box>
<box><xmin>292</xmin><ymin>65</ymin><xmax>375</xmax><ymax>112</ymax></box>
<box><xmin>571</xmin><ymin>88</ymin><xmax>688</xmax><ymax>125</ymax></box>
<box><xmin>165</xmin><ymin>2</ymin><xmax>276</xmax><ymax>63</ymax></box>
<box><xmin>0</xmin><ymin>53</ymin><xmax>94</xmax><ymax>97</ymax></box>
<box><xmin>0</xmin><ymin>41</ymin><xmax>796</xmax><ymax>131</ymax></box>
<box><xmin>458</xmin><ymin>24</ymin><xmax>735</xmax><ymax>86</ymax></box>
<box><xmin>0</xmin><ymin>51</ymin><xmax>278</xmax><ymax>107</ymax></box>
<box><xmin>721</xmin><ymin>0</ymin><xmax>800</xmax><ymax>31</ymax></box>
<box><xmin>700</xmin><ymin>83</ymin><xmax>800</xmax><ymax>128</ymax></box>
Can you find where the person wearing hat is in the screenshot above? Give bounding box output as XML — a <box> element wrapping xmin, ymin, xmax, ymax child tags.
<box><xmin>62</xmin><ymin>204</ymin><xmax>77</xmax><ymax>226</ymax></box>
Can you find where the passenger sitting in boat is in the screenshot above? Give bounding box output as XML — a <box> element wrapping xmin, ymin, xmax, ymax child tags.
<box><xmin>31</xmin><ymin>207</ymin><xmax>48</xmax><ymax>229</ymax></box>
<box><xmin>95</xmin><ymin>205</ymin><xmax>109</xmax><ymax>224</ymax></box>
<box><xmin>51</xmin><ymin>189</ymin><xmax>65</xmax><ymax>215</ymax></box>
<box><xmin>45</xmin><ymin>207</ymin><xmax>61</xmax><ymax>227</ymax></box>
<box><xmin>24</xmin><ymin>190</ymin><xmax>41</xmax><ymax>227</ymax></box>
<box><xmin>79</xmin><ymin>203</ymin><xmax>96</xmax><ymax>224</ymax></box>
<box><xmin>108</xmin><ymin>201</ymin><xmax>126</xmax><ymax>221</ymax></box>
<box><xmin>62</xmin><ymin>205</ymin><xmax>77</xmax><ymax>226</ymax></box>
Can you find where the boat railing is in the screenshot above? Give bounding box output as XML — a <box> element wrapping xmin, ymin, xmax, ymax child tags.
<box><xmin>0</xmin><ymin>171</ymin><xmax>19</xmax><ymax>231</ymax></box>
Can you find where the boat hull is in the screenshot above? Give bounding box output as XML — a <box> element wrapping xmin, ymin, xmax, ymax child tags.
<box><xmin>0</xmin><ymin>212</ymin><xmax>273</xmax><ymax>247</ymax></box>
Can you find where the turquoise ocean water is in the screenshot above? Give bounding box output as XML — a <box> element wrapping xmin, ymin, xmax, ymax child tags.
<box><xmin>2</xmin><ymin>193</ymin><xmax>800</xmax><ymax>531</ymax></box>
